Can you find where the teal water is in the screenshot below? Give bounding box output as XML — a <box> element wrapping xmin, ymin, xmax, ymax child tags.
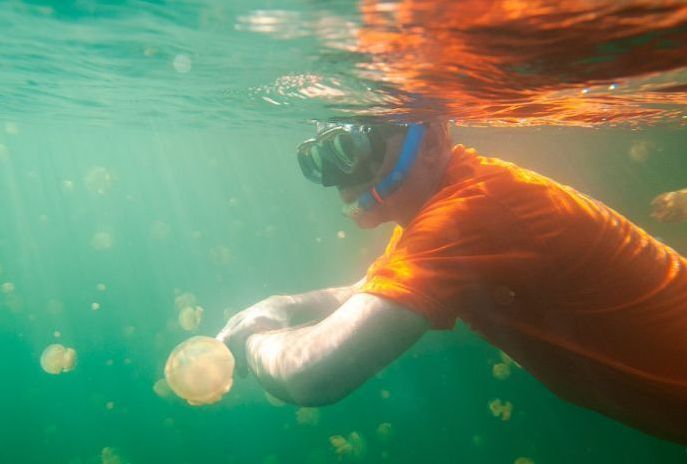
<box><xmin>1</xmin><ymin>1</ymin><xmax>687</xmax><ymax>464</ymax></box>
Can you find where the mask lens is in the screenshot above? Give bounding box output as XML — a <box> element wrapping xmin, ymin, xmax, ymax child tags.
<box><xmin>296</xmin><ymin>139</ymin><xmax>323</xmax><ymax>184</ymax></box>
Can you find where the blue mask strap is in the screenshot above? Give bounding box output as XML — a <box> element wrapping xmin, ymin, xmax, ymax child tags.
<box><xmin>357</xmin><ymin>123</ymin><xmax>427</xmax><ymax>211</ymax></box>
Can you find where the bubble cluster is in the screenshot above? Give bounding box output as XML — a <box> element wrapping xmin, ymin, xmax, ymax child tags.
<box><xmin>164</xmin><ymin>336</ymin><xmax>235</xmax><ymax>405</ymax></box>
<box><xmin>40</xmin><ymin>344</ymin><xmax>77</xmax><ymax>375</ymax></box>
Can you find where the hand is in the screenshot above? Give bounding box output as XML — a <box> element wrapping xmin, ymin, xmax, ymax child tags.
<box><xmin>216</xmin><ymin>296</ymin><xmax>294</xmax><ymax>377</ymax></box>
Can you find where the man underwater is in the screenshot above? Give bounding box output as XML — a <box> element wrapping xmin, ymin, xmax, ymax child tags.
<box><xmin>216</xmin><ymin>121</ymin><xmax>687</xmax><ymax>444</ymax></box>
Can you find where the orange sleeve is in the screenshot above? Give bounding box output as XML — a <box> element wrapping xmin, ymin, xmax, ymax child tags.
<box><xmin>360</xmin><ymin>190</ymin><xmax>546</xmax><ymax>329</ymax></box>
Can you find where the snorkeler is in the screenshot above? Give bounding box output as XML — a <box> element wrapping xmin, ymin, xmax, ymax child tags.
<box><xmin>216</xmin><ymin>121</ymin><xmax>687</xmax><ymax>445</ymax></box>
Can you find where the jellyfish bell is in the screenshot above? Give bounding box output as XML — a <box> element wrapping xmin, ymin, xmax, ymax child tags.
<box><xmin>40</xmin><ymin>344</ymin><xmax>77</xmax><ymax>375</ymax></box>
<box><xmin>178</xmin><ymin>306</ymin><xmax>203</xmax><ymax>331</ymax></box>
<box><xmin>164</xmin><ymin>336</ymin><xmax>235</xmax><ymax>406</ymax></box>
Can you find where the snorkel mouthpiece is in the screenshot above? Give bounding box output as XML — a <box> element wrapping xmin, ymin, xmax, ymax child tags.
<box><xmin>356</xmin><ymin>123</ymin><xmax>427</xmax><ymax>212</ymax></box>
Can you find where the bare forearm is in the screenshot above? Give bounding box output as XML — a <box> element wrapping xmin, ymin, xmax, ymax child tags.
<box><xmin>286</xmin><ymin>278</ymin><xmax>364</xmax><ymax>324</ymax></box>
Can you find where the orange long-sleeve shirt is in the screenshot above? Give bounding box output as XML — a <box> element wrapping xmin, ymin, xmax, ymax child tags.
<box><xmin>361</xmin><ymin>144</ymin><xmax>687</xmax><ymax>443</ymax></box>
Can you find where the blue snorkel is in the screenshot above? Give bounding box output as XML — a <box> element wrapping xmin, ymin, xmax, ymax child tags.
<box><xmin>346</xmin><ymin>123</ymin><xmax>427</xmax><ymax>217</ymax></box>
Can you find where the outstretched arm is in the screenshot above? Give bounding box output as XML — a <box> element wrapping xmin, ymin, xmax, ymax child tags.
<box><xmin>245</xmin><ymin>293</ymin><xmax>429</xmax><ymax>406</ymax></box>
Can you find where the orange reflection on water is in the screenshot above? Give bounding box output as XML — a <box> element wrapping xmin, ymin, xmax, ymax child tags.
<box><xmin>356</xmin><ymin>0</ymin><xmax>687</xmax><ymax>126</ymax></box>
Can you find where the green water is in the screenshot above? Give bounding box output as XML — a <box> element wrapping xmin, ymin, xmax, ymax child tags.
<box><xmin>1</xmin><ymin>123</ymin><xmax>686</xmax><ymax>463</ymax></box>
<box><xmin>2</xmin><ymin>0</ymin><xmax>687</xmax><ymax>463</ymax></box>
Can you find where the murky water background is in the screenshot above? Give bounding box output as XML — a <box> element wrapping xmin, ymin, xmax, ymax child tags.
<box><xmin>1</xmin><ymin>1</ymin><xmax>687</xmax><ymax>463</ymax></box>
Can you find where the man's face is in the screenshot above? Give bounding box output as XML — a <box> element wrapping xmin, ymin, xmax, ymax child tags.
<box><xmin>337</xmin><ymin>132</ymin><xmax>406</xmax><ymax>229</ymax></box>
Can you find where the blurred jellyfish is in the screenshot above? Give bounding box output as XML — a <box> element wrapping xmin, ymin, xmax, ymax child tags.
<box><xmin>651</xmin><ymin>188</ymin><xmax>687</xmax><ymax>223</ymax></box>
<box><xmin>209</xmin><ymin>245</ymin><xmax>232</xmax><ymax>266</ymax></box>
<box><xmin>91</xmin><ymin>302</ymin><xmax>101</xmax><ymax>311</ymax></box>
<box><xmin>84</xmin><ymin>166</ymin><xmax>114</xmax><ymax>195</ymax></box>
<box><xmin>296</xmin><ymin>407</ymin><xmax>320</xmax><ymax>426</ymax></box>
<box><xmin>472</xmin><ymin>434</ymin><xmax>486</xmax><ymax>447</ymax></box>
<box><xmin>164</xmin><ymin>336</ymin><xmax>235</xmax><ymax>405</ymax></box>
<box><xmin>101</xmin><ymin>446</ymin><xmax>125</xmax><ymax>464</ymax></box>
<box><xmin>0</xmin><ymin>144</ymin><xmax>9</xmax><ymax>162</ymax></box>
<box><xmin>5</xmin><ymin>122</ymin><xmax>18</xmax><ymax>134</ymax></box>
<box><xmin>62</xmin><ymin>180</ymin><xmax>75</xmax><ymax>191</ymax></box>
<box><xmin>178</xmin><ymin>306</ymin><xmax>204</xmax><ymax>331</ymax></box>
<box><xmin>1</xmin><ymin>282</ymin><xmax>15</xmax><ymax>294</ymax></box>
<box><xmin>263</xmin><ymin>454</ymin><xmax>279</xmax><ymax>464</ymax></box>
<box><xmin>174</xmin><ymin>291</ymin><xmax>197</xmax><ymax>311</ymax></box>
<box><xmin>97</xmin><ymin>283</ymin><xmax>107</xmax><ymax>292</ymax></box>
<box><xmin>376</xmin><ymin>422</ymin><xmax>394</xmax><ymax>443</ymax></box>
<box><xmin>173</xmin><ymin>54</ymin><xmax>192</xmax><ymax>73</ymax></box>
<box><xmin>379</xmin><ymin>389</ymin><xmax>391</xmax><ymax>400</ymax></box>
<box><xmin>329</xmin><ymin>431</ymin><xmax>367</xmax><ymax>461</ymax></box>
<box><xmin>488</xmin><ymin>399</ymin><xmax>513</xmax><ymax>421</ymax></box>
<box><xmin>265</xmin><ymin>391</ymin><xmax>286</xmax><ymax>407</ymax></box>
<box><xmin>40</xmin><ymin>344</ymin><xmax>77</xmax><ymax>374</ymax></box>
<box><xmin>105</xmin><ymin>401</ymin><xmax>115</xmax><ymax>410</ymax></box>
<box><xmin>150</xmin><ymin>221</ymin><xmax>171</xmax><ymax>240</ymax></box>
<box><xmin>514</xmin><ymin>458</ymin><xmax>535</xmax><ymax>464</ymax></box>
<box><xmin>153</xmin><ymin>378</ymin><xmax>173</xmax><ymax>398</ymax></box>
<box><xmin>91</xmin><ymin>232</ymin><xmax>114</xmax><ymax>250</ymax></box>
<box><xmin>492</xmin><ymin>362</ymin><xmax>511</xmax><ymax>380</ymax></box>
<box><xmin>628</xmin><ymin>140</ymin><xmax>653</xmax><ymax>163</ymax></box>
<box><xmin>337</xmin><ymin>230</ymin><xmax>346</xmax><ymax>239</ymax></box>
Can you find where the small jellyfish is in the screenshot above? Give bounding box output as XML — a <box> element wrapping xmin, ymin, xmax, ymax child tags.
<box><xmin>46</xmin><ymin>299</ymin><xmax>65</xmax><ymax>316</ymax></box>
<box><xmin>651</xmin><ymin>188</ymin><xmax>687</xmax><ymax>223</ymax></box>
<box><xmin>329</xmin><ymin>431</ymin><xmax>367</xmax><ymax>461</ymax></box>
<box><xmin>628</xmin><ymin>140</ymin><xmax>653</xmax><ymax>163</ymax></box>
<box><xmin>150</xmin><ymin>221</ymin><xmax>171</xmax><ymax>240</ymax></box>
<box><xmin>153</xmin><ymin>378</ymin><xmax>172</xmax><ymax>398</ymax></box>
<box><xmin>105</xmin><ymin>401</ymin><xmax>115</xmax><ymax>410</ymax></box>
<box><xmin>97</xmin><ymin>283</ymin><xmax>107</xmax><ymax>292</ymax></box>
<box><xmin>101</xmin><ymin>446</ymin><xmax>125</xmax><ymax>464</ymax></box>
<box><xmin>40</xmin><ymin>344</ymin><xmax>77</xmax><ymax>375</ymax></box>
<box><xmin>492</xmin><ymin>362</ymin><xmax>511</xmax><ymax>380</ymax></box>
<box><xmin>514</xmin><ymin>458</ymin><xmax>535</xmax><ymax>464</ymax></box>
<box><xmin>84</xmin><ymin>166</ymin><xmax>114</xmax><ymax>195</ymax></box>
<box><xmin>164</xmin><ymin>336</ymin><xmax>235</xmax><ymax>406</ymax></box>
<box><xmin>5</xmin><ymin>122</ymin><xmax>18</xmax><ymax>135</ymax></box>
<box><xmin>488</xmin><ymin>399</ymin><xmax>513</xmax><ymax>421</ymax></box>
<box><xmin>337</xmin><ymin>230</ymin><xmax>346</xmax><ymax>239</ymax></box>
<box><xmin>209</xmin><ymin>245</ymin><xmax>232</xmax><ymax>266</ymax></box>
<box><xmin>91</xmin><ymin>302</ymin><xmax>101</xmax><ymax>311</ymax></box>
<box><xmin>1</xmin><ymin>282</ymin><xmax>15</xmax><ymax>294</ymax></box>
<box><xmin>296</xmin><ymin>407</ymin><xmax>320</xmax><ymax>426</ymax></box>
<box><xmin>174</xmin><ymin>291</ymin><xmax>197</xmax><ymax>311</ymax></box>
<box><xmin>178</xmin><ymin>306</ymin><xmax>204</xmax><ymax>331</ymax></box>
<box><xmin>91</xmin><ymin>232</ymin><xmax>114</xmax><ymax>251</ymax></box>
<box><xmin>380</xmin><ymin>389</ymin><xmax>391</xmax><ymax>400</ymax></box>
<box><xmin>173</xmin><ymin>54</ymin><xmax>192</xmax><ymax>73</ymax></box>
<box><xmin>376</xmin><ymin>422</ymin><xmax>394</xmax><ymax>443</ymax></box>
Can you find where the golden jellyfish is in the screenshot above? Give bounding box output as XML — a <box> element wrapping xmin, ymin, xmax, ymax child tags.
<box><xmin>628</xmin><ymin>139</ymin><xmax>653</xmax><ymax>163</ymax></box>
<box><xmin>164</xmin><ymin>336</ymin><xmax>235</xmax><ymax>406</ymax></box>
<box><xmin>178</xmin><ymin>306</ymin><xmax>203</xmax><ymax>331</ymax></box>
<box><xmin>91</xmin><ymin>232</ymin><xmax>114</xmax><ymax>251</ymax></box>
<box><xmin>84</xmin><ymin>166</ymin><xmax>114</xmax><ymax>195</ymax></box>
<box><xmin>296</xmin><ymin>407</ymin><xmax>320</xmax><ymax>426</ymax></box>
<box><xmin>329</xmin><ymin>431</ymin><xmax>367</xmax><ymax>461</ymax></box>
<box><xmin>492</xmin><ymin>362</ymin><xmax>511</xmax><ymax>380</ymax></box>
<box><xmin>174</xmin><ymin>291</ymin><xmax>197</xmax><ymax>311</ymax></box>
<box><xmin>376</xmin><ymin>422</ymin><xmax>394</xmax><ymax>443</ymax></box>
<box><xmin>153</xmin><ymin>378</ymin><xmax>173</xmax><ymax>398</ymax></box>
<box><xmin>488</xmin><ymin>399</ymin><xmax>513</xmax><ymax>421</ymax></box>
<box><xmin>651</xmin><ymin>188</ymin><xmax>687</xmax><ymax>223</ymax></box>
<box><xmin>40</xmin><ymin>344</ymin><xmax>77</xmax><ymax>375</ymax></box>
<box><xmin>514</xmin><ymin>458</ymin><xmax>535</xmax><ymax>464</ymax></box>
<box><xmin>101</xmin><ymin>446</ymin><xmax>125</xmax><ymax>464</ymax></box>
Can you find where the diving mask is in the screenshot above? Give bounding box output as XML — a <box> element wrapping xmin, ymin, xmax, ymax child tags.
<box><xmin>297</xmin><ymin>124</ymin><xmax>390</xmax><ymax>187</ymax></box>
